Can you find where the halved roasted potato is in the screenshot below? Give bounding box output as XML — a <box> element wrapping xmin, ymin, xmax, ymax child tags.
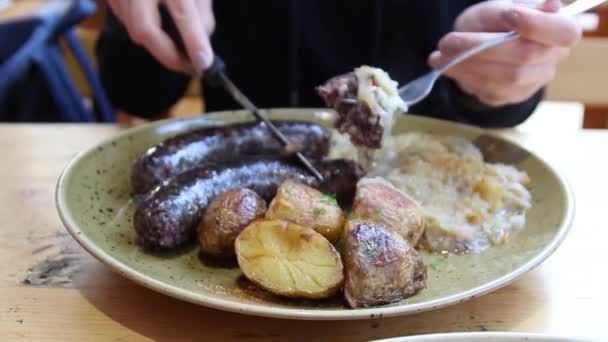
<box><xmin>351</xmin><ymin>177</ymin><xmax>425</xmax><ymax>246</ymax></box>
<box><xmin>343</xmin><ymin>220</ymin><xmax>427</xmax><ymax>308</ymax></box>
<box><xmin>265</xmin><ymin>179</ymin><xmax>345</xmax><ymax>243</ymax></box>
<box><xmin>199</xmin><ymin>188</ymin><xmax>266</xmax><ymax>258</ymax></box>
<box><xmin>235</xmin><ymin>219</ymin><xmax>344</xmax><ymax>299</ymax></box>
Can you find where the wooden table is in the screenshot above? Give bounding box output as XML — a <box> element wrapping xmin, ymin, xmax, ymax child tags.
<box><xmin>0</xmin><ymin>120</ymin><xmax>606</xmax><ymax>341</ymax></box>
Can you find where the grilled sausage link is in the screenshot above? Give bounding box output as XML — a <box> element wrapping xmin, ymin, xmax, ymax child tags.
<box><xmin>132</xmin><ymin>121</ymin><xmax>331</xmax><ymax>194</ymax></box>
<box><xmin>134</xmin><ymin>157</ymin><xmax>364</xmax><ymax>251</ymax></box>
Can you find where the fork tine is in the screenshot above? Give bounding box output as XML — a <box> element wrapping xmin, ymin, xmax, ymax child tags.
<box><xmin>398</xmin><ymin>71</ymin><xmax>439</xmax><ymax>107</ymax></box>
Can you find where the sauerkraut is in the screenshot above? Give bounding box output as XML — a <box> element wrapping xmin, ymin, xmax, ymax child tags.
<box><xmin>329</xmin><ymin>131</ymin><xmax>532</xmax><ymax>253</ymax></box>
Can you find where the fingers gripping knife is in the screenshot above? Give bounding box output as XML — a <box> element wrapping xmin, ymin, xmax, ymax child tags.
<box><xmin>161</xmin><ymin>7</ymin><xmax>324</xmax><ymax>181</ymax></box>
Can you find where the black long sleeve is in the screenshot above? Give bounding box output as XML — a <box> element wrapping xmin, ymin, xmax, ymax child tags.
<box><xmin>96</xmin><ymin>0</ymin><xmax>542</xmax><ymax>126</ymax></box>
<box><xmin>447</xmin><ymin>79</ymin><xmax>543</xmax><ymax>128</ymax></box>
<box><xmin>96</xmin><ymin>10</ymin><xmax>191</xmax><ymax>119</ymax></box>
<box><xmin>410</xmin><ymin>77</ymin><xmax>543</xmax><ymax>128</ymax></box>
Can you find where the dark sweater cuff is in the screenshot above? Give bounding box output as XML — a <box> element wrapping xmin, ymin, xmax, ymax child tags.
<box><xmin>447</xmin><ymin>80</ymin><xmax>544</xmax><ymax>128</ymax></box>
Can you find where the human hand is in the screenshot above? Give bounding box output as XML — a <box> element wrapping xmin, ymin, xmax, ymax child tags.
<box><xmin>107</xmin><ymin>0</ymin><xmax>215</xmax><ymax>74</ymax></box>
<box><xmin>428</xmin><ymin>0</ymin><xmax>582</xmax><ymax>107</ymax></box>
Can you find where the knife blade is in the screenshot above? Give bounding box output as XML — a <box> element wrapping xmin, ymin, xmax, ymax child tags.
<box><xmin>205</xmin><ymin>59</ymin><xmax>325</xmax><ymax>181</ymax></box>
<box><xmin>161</xmin><ymin>8</ymin><xmax>324</xmax><ymax>181</ymax></box>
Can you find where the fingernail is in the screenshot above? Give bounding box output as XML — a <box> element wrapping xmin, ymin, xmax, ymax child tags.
<box><xmin>194</xmin><ymin>50</ymin><xmax>212</xmax><ymax>75</ymax></box>
<box><xmin>429</xmin><ymin>51</ymin><xmax>441</xmax><ymax>61</ymax></box>
<box><xmin>503</xmin><ymin>9</ymin><xmax>520</xmax><ymax>29</ymax></box>
<box><xmin>428</xmin><ymin>51</ymin><xmax>441</xmax><ymax>67</ymax></box>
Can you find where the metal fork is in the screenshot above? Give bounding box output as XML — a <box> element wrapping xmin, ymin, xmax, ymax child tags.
<box><xmin>398</xmin><ymin>0</ymin><xmax>605</xmax><ymax>106</ymax></box>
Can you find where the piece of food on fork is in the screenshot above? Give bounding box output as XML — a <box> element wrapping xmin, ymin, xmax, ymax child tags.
<box><xmin>317</xmin><ymin>66</ymin><xmax>408</xmax><ymax>149</ymax></box>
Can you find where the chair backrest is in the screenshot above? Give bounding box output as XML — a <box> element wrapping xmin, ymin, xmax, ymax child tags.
<box><xmin>546</xmin><ymin>37</ymin><xmax>608</xmax><ymax>106</ymax></box>
<box><xmin>0</xmin><ymin>0</ymin><xmax>114</xmax><ymax>122</ymax></box>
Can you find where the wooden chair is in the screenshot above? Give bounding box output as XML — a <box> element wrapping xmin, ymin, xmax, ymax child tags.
<box><xmin>0</xmin><ymin>0</ymin><xmax>114</xmax><ymax>122</ymax></box>
<box><xmin>546</xmin><ymin>4</ymin><xmax>608</xmax><ymax>128</ymax></box>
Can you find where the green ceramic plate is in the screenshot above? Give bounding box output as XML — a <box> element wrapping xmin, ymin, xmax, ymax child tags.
<box><xmin>56</xmin><ymin>109</ymin><xmax>574</xmax><ymax>320</ymax></box>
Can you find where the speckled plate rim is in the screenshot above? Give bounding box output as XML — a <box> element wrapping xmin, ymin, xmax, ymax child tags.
<box><xmin>55</xmin><ymin>108</ymin><xmax>575</xmax><ymax>320</ymax></box>
<box><xmin>371</xmin><ymin>332</ymin><xmax>594</xmax><ymax>342</ymax></box>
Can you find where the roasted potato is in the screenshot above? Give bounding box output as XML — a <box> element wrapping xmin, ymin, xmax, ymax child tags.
<box><xmin>351</xmin><ymin>177</ymin><xmax>425</xmax><ymax>246</ymax></box>
<box><xmin>199</xmin><ymin>188</ymin><xmax>266</xmax><ymax>257</ymax></box>
<box><xmin>235</xmin><ymin>219</ymin><xmax>344</xmax><ymax>299</ymax></box>
<box><xmin>343</xmin><ymin>220</ymin><xmax>427</xmax><ymax>308</ymax></box>
<box><xmin>265</xmin><ymin>179</ymin><xmax>345</xmax><ymax>243</ymax></box>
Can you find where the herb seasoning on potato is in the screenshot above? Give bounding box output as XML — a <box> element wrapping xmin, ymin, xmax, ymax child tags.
<box><xmin>265</xmin><ymin>179</ymin><xmax>345</xmax><ymax>243</ymax></box>
<box><xmin>199</xmin><ymin>188</ymin><xmax>266</xmax><ymax>258</ymax></box>
<box><xmin>235</xmin><ymin>219</ymin><xmax>344</xmax><ymax>299</ymax></box>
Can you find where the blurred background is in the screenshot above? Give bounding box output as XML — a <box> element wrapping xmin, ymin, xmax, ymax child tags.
<box><xmin>1</xmin><ymin>0</ymin><xmax>607</xmax><ymax>129</ymax></box>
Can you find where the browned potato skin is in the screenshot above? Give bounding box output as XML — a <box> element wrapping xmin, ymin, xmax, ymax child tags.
<box><xmin>265</xmin><ymin>179</ymin><xmax>345</xmax><ymax>243</ymax></box>
<box><xmin>351</xmin><ymin>177</ymin><xmax>425</xmax><ymax>246</ymax></box>
<box><xmin>343</xmin><ymin>220</ymin><xmax>427</xmax><ymax>308</ymax></box>
<box><xmin>235</xmin><ymin>219</ymin><xmax>344</xmax><ymax>299</ymax></box>
<box><xmin>199</xmin><ymin>188</ymin><xmax>266</xmax><ymax>258</ymax></box>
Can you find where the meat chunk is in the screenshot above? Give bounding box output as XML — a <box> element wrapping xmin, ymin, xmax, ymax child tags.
<box><xmin>317</xmin><ymin>66</ymin><xmax>408</xmax><ymax>149</ymax></box>
<box><xmin>317</xmin><ymin>72</ymin><xmax>382</xmax><ymax>148</ymax></box>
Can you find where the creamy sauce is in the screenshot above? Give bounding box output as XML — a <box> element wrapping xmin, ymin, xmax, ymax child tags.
<box><xmin>329</xmin><ymin>131</ymin><xmax>532</xmax><ymax>254</ymax></box>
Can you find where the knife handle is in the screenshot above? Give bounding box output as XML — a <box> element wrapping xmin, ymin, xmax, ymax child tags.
<box><xmin>204</xmin><ymin>57</ymin><xmax>226</xmax><ymax>87</ymax></box>
<box><xmin>160</xmin><ymin>3</ymin><xmax>225</xmax><ymax>86</ymax></box>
